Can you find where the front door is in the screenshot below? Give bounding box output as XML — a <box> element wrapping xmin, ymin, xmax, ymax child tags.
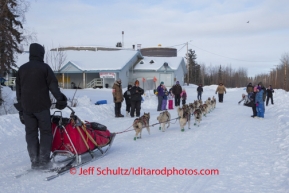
<box><xmin>159</xmin><ymin>73</ymin><xmax>172</xmax><ymax>87</ymax></box>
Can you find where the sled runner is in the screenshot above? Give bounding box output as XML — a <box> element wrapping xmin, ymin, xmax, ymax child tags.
<box><xmin>47</xmin><ymin>105</ymin><xmax>115</xmax><ymax>180</ymax></box>
<box><xmin>16</xmin><ymin>105</ymin><xmax>116</xmax><ymax>180</ymax></box>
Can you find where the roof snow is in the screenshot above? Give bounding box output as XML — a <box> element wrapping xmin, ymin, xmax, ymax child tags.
<box><xmin>134</xmin><ymin>56</ymin><xmax>185</xmax><ymax>71</ymax></box>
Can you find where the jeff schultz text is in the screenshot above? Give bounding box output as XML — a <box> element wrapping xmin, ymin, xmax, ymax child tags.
<box><xmin>76</xmin><ymin>167</ymin><xmax>219</xmax><ymax>176</ymax></box>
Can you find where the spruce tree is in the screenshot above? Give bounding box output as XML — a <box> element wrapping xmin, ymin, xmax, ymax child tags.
<box><xmin>0</xmin><ymin>0</ymin><xmax>28</xmax><ymax>76</ymax></box>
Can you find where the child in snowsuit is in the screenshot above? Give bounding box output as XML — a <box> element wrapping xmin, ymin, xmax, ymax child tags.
<box><xmin>168</xmin><ymin>88</ymin><xmax>174</xmax><ymax>110</ymax></box>
<box><xmin>180</xmin><ymin>89</ymin><xmax>187</xmax><ymax>106</ymax></box>
<box><xmin>162</xmin><ymin>87</ymin><xmax>168</xmax><ymax>110</ymax></box>
<box><xmin>123</xmin><ymin>84</ymin><xmax>132</xmax><ymax>116</ymax></box>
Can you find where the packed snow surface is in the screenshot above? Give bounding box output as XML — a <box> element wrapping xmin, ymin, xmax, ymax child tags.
<box><xmin>0</xmin><ymin>85</ymin><xmax>288</xmax><ymax>193</ymax></box>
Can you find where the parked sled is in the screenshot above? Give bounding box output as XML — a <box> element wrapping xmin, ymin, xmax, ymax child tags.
<box><xmin>47</xmin><ymin>105</ymin><xmax>115</xmax><ymax>180</ymax></box>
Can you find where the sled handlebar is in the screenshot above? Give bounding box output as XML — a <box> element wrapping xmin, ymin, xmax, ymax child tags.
<box><xmin>51</xmin><ymin>103</ymin><xmax>83</xmax><ymax>126</ymax></box>
<box><xmin>52</xmin><ymin>103</ymin><xmax>75</xmax><ymax>114</ymax></box>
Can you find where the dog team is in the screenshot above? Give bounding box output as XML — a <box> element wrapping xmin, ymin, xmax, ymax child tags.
<box><xmin>130</xmin><ymin>82</ymin><xmax>217</xmax><ymax>140</ymax></box>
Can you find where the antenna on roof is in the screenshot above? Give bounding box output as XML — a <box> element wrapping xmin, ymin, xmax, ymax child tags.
<box><xmin>122</xmin><ymin>31</ymin><xmax>124</xmax><ymax>48</ymax></box>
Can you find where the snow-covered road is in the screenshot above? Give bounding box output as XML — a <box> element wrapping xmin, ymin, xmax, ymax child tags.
<box><xmin>0</xmin><ymin>85</ymin><xmax>288</xmax><ymax>193</ymax></box>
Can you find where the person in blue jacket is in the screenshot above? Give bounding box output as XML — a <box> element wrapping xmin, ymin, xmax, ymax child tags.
<box><xmin>255</xmin><ymin>86</ymin><xmax>265</xmax><ymax>119</ymax></box>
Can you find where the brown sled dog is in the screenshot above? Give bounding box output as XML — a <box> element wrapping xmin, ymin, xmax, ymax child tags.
<box><xmin>177</xmin><ymin>104</ymin><xmax>191</xmax><ymax>132</ymax></box>
<box><xmin>157</xmin><ymin>110</ymin><xmax>171</xmax><ymax>132</ymax></box>
<box><xmin>193</xmin><ymin>108</ymin><xmax>202</xmax><ymax>127</ymax></box>
<box><xmin>133</xmin><ymin>112</ymin><xmax>150</xmax><ymax>140</ymax></box>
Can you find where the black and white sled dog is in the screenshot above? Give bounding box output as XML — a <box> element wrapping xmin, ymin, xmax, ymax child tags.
<box><xmin>133</xmin><ymin>112</ymin><xmax>150</xmax><ymax>140</ymax></box>
<box><xmin>177</xmin><ymin>105</ymin><xmax>191</xmax><ymax>132</ymax></box>
<box><xmin>157</xmin><ymin>110</ymin><xmax>171</xmax><ymax>132</ymax></box>
<box><xmin>238</xmin><ymin>94</ymin><xmax>251</xmax><ymax>105</ymax></box>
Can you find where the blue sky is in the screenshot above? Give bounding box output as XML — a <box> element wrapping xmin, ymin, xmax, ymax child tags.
<box><xmin>22</xmin><ymin>0</ymin><xmax>289</xmax><ymax>77</ymax></box>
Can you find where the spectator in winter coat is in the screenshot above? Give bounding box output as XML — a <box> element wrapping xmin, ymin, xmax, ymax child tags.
<box><xmin>215</xmin><ymin>83</ymin><xmax>226</xmax><ymax>103</ymax></box>
<box><xmin>15</xmin><ymin>43</ymin><xmax>67</xmax><ymax>170</ymax></box>
<box><xmin>266</xmin><ymin>85</ymin><xmax>274</xmax><ymax>106</ymax></box>
<box><xmin>250</xmin><ymin>86</ymin><xmax>258</xmax><ymax>118</ymax></box>
<box><xmin>112</xmin><ymin>79</ymin><xmax>124</xmax><ymax>117</ymax></box>
<box><xmin>130</xmin><ymin>80</ymin><xmax>144</xmax><ymax>117</ymax></box>
<box><xmin>123</xmin><ymin>84</ymin><xmax>132</xmax><ymax>116</ymax></box>
<box><xmin>255</xmin><ymin>86</ymin><xmax>265</xmax><ymax>118</ymax></box>
<box><xmin>257</xmin><ymin>82</ymin><xmax>267</xmax><ymax>102</ymax></box>
<box><xmin>180</xmin><ymin>89</ymin><xmax>187</xmax><ymax>105</ymax></box>
<box><xmin>162</xmin><ymin>87</ymin><xmax>169</xmax><ymax>110</ymax></box>
<box><xmin>157</xmin><ymin>81</ymin><xmax>165</xmax><ymax>111</ymax></box>
<box><xmin>172</xmin><ymin>81</ymin><xmax>182</xmax><ymax>107</ymax></box>
<box><xmin>246</xmin><ymin>83</ymin><xmax>254</xmax><ymax>95</ymax></box>
<box><xmin>197</xmin><ymin>84</ymin><xmax>203</xmax><ymax>100</ymax></box>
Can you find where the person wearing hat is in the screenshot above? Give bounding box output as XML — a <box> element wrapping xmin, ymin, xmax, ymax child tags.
<box><xmin>112</xmin><ymin>79</ymin><xmax>124</xmax><ymax>117</ymax></box>
<box><xmin>246</xmin><ymin>83</ymin><xmax>254</xmax><ymax>95</ymax></box>
<box><xmin>215</xmin><ymin>82</ymin><xmax>226</xmax><ymax>103</ymax></box>
<box><xmin>172</xmin><ymin>81</ymin><xmax>182</xmax><ymax>107</ymax></box>
<box><xmin>157</xmin><ymin>81</ymin><xmax>165</xmax><ymax>111</ymax></box>
<box><xmin>257</xmin><ymin>82</ymin><xmax>267</xmax><ymax>102</ymax></box>
<box><xmin>255</xmin><ymin>86</ymin><xmax>265</xmax><ymax>119</ymax></box>
<box><xmin>123</xmin><ymin>84</ymin><xmax>132</xmax><ymax>116</ymax></box>
<box><xmin>197</xmin><ymin>84</ymin><xmax>203</xmax><ymax>100</ymax></box>
<box><xmin>130</xmin><ymin>80</ymin><xmax>144</xmax><ymax>117</ymax></box>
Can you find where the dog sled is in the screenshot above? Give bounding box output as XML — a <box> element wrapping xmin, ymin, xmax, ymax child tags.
<box><xmin>47</xmin><ymin>105</ymin><xmax>116</xmax><ymax>180</ymax></box>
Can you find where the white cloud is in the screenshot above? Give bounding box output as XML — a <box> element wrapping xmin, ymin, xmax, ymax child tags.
<box><xmin>22</xmin><ymin>0</ymin><xmax>289</xmax><ymax>76</ymax></box>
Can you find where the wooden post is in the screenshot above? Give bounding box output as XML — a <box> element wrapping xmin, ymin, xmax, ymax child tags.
<box><xmin>83</xmin><ymin>72</ymin><xmax>86</xmax><ymax>88</ymax></box>
<box><xmin>62</xmin><ymin>73</ymin><xmax>65</xmax><ymax>89</ymax></box>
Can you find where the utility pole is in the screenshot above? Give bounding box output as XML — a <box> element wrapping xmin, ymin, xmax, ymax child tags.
<box><xmin>284</xmin><ymin>63</ymin><xmax>287</xmax><ymax>91</ymax></box>
<box><xmin>274</xmin><ymin>65</ymin><xmax>278</xmax><ymax>88</ymax></box>
<box><xmin>122</xmin><ymin>31</ymin><xmax>124</xmax><ymax>48</ymax></box>
<box><xmin>186</xmin><ymin>42</ymin><xmax>189</xmax><ymax>86</ymax></box>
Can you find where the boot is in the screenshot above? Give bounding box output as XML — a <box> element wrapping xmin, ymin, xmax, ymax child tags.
<box><xmin>115</xmin><ymin>114</ymin><xmax>119</xmax><ymax>118</ymax></box>
<box><xmin>118</xmin><ymin>114</ymin><xmax>124</xmax><ymax>117</ymax></box>
<box><xmin>31</xmin><ymin>161</ymin><xmax>39</xmax><ymax>170</ymax></box>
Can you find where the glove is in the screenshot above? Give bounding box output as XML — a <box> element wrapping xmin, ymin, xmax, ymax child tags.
<box><xmin>256</xmin><ymin>102</ymin><xmax>259</xmax><ymax>107</ymax></box>
<box><xmin>19</xmin><ymin>111</ymin><xmax>25</xmax><ymax>124</ymax></box>
<box><xmin>14</xmin><ymin>102</ymin><xmax>23</xmax><ymax>111</ymax></box>
<box><xmin>56</xmin><ymin>93</ymin><xmax>67</xmax><ymax>110</ymax></box>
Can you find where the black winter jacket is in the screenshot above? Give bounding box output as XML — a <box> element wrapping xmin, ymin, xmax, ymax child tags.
<box><xmin>197</xmin><ymin>86</ymin><xmax>203</xmax><ymax>92</ymax></box>
<box><xmin>16</xmin><ymin>43</ymin><xmax>64</xmax><ymax>112</ymax></box>
<box><xmin>130</xmin><ymin>86</ymin><xmax>144</xmax><ymax>101</ymax></box>
<box><xmin>266</xmin><ymin>88</ymin><xmax>274</xmax><ymax>97</ymax></box>
<box><xmin>123</xmin><ymin>85</ymin><xmax>132</xmax><ymax>104</ymax></box>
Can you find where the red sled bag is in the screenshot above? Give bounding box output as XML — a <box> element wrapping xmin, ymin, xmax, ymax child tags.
<box><xmin>84</xmin><ymin>121</ymin><xmax>111</xmax><ymax>148</ymax></box>
<box><xmin>51</xmin><ymin>116</ymin><xmax>111</xmax><ymax>155</ymax></box>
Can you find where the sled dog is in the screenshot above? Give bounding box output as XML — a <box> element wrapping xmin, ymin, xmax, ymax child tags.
<box><xmin>157</xmin><ymin>110</ymin><xmax>171</xmax><ymax>132</ymax></box>
<box><xmin>193</xmin><ymin>108</ymin><xmax>202</xmax><ymax>126</ymax></box>
<box><xmin>177</xmin><ymin>105</ymin><xmax>191</xmax><ymax>131</ymax></box>
<box><xmin>188</xmin><ymin>103</ymin><xmax>196</xmax><ymax>115</ymax></box>
<box><xmin>133</xmin><ymin>112</ymin><xmax>150</xmax><ymax>140</ymax></box>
